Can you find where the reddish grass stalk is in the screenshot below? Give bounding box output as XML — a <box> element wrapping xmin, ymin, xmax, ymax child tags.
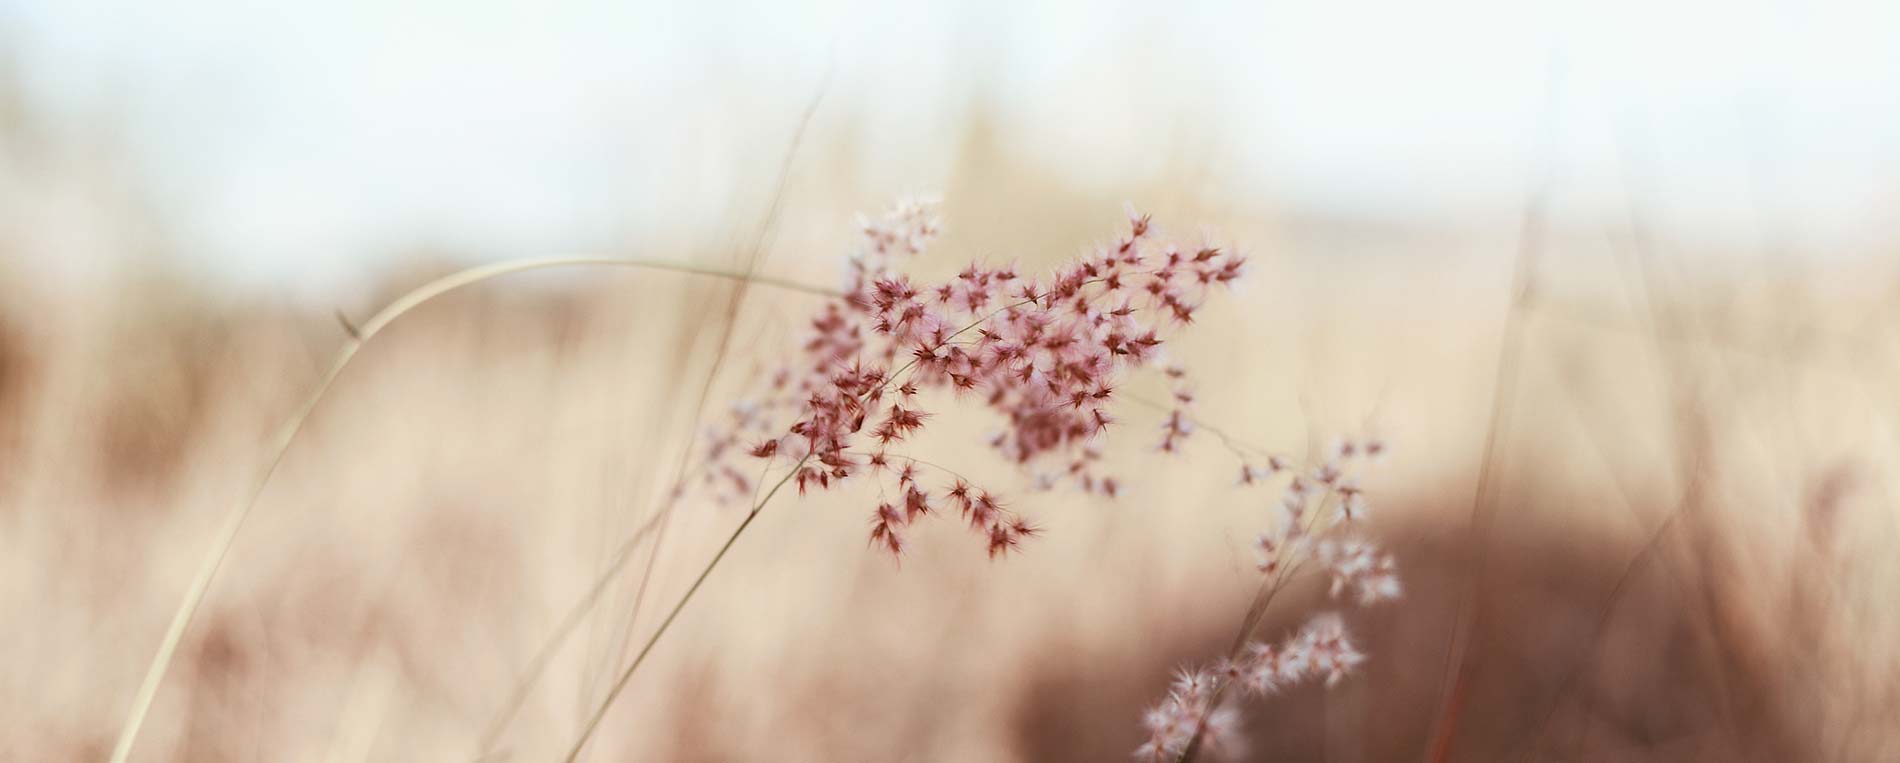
<box><xmin>1423</xmin><ymin>56</ymin><xmax>1561</xmax><ymax>761</ymax></box>
<box><xmin>1421</xmin><ymin>133</ymin><xmax>1549</xmax><ymax>763</ymax></box>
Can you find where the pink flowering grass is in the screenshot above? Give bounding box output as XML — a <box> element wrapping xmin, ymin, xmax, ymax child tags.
<box><xmin>696</xmin><ymin>198</ymin><xmax>1243</xmax><ymax>558</ymax></box>
<box><xmin>110</xmin><ymin>191</ymin><xmax>1398</xmax><ymax>763</ymax></box>
<box><xmin>542</xmin><ymin>199</ymin><xmax>1410</xmax><ymax>761</ymax></box>
<box><xmin>565</xmin><ymin>198</ymin><xmax>1257</xmax><ymax>756</ymax></box>
<box><xmin>1138</xmin><ymin>437</ymin><xmax>1401</xmax><ymax>762</ymax></box>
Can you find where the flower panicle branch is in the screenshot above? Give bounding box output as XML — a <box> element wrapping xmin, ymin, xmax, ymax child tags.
<box><xmin>697</xmin><ymin>198</ymin><xmax>1246</xmax><ymax>561</ymax></box>
<box><xmin>1137</xmin><ymin>436</ymin><xmax>1401</xmax><ymax>762</ymax></box>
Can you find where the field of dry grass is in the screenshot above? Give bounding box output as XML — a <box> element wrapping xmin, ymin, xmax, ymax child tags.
<box><xmin>4</xmin><ymin>79</ymin><xmax>1900</xmax><ymax>761</ymax></box>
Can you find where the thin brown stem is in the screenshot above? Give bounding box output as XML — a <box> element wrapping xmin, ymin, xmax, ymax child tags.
<box><xmin>558</xmin><ymin>282</ymin><xmax>1024</xmax><ymax>758</ymax></box>
<box><xmin>1121</xmin><ymin>392</ymin><xmax>1281</xmax><ymax>463</ymax></box>
<box><xmin>561</xmin><ymin>454</ymin><xmax>810</xmax><ymax>762</ymax></box>
<box><xmin>556</xmin><ymin>275</ymin><xmax>1127</xmax><ymax>758</ymax></box>
<box><xmin>1422</xmin><ymin>53</ymin><xmax>1563</xmax><ymax>763</ymax></box>
<box><xmin>604</xmin><ymin>71</ymin><xmax>828</xmax><ymax>689</ymax></box>
<box><xmin>474</xmin><ymin>503</ymin><xmax>672</xmax><ymax>757</ymax></box>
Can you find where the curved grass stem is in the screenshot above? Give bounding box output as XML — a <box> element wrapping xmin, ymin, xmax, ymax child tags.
<box><xmin>110</xmin><ymin>257</ymin><xmax>832</xmax><ymax>763</ymax></box>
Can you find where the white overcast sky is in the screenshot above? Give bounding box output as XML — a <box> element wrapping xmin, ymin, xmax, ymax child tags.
<box><xmin>4</xmin><ymin>0</ymin><xmax>1897</xmax><ymax>285</ymax></box>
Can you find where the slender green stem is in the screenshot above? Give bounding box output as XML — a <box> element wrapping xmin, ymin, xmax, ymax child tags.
<box><xmin>562</xmin><ymin>454</ymin><xmax>810</xmax><ymax>763</ymax></box>
<box><xmin>110</xmin><ymin>257</ymin><xmax>833</xmax><ymax>763</ymax></box>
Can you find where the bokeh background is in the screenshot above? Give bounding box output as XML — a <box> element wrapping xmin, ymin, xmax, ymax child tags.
<box><xmin>3</xmin><ymin>2</ymin><xmax>1899</xmax><ymax>761</ymax></box>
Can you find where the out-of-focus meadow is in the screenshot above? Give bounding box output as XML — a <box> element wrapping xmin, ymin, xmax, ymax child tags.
<box><xmin>5</xmin><ymin>6</ymin><xmax>1900</xmax><ymax>762</ymax></box>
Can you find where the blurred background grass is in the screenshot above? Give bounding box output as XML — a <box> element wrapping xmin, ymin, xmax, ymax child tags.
<box><xmin>3</xmin><ymin>3</ymin><xmax>1900</xmax><ymax>761</ymax></box>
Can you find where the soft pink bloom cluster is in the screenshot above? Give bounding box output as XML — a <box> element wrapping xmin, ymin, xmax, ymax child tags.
<box><xmin>1138</xmin><ymin>438</ymin><xmax>1400</xmax><ymax>761</ymax></box>
<box><xmin>701</xmin><ymin>198</ymin><xmax>1245</xmax><ymax>559</ymax></box>
<box><xmin>1140</xmin><ymin>669</ymin><xmax>1246</xmax><ymax>762</ymax></box>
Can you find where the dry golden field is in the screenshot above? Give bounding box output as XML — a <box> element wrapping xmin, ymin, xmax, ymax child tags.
<box><xmin>4</xmin><ymin>51</ymin><xmax>1900</xmax><ymax>763</ymax></box>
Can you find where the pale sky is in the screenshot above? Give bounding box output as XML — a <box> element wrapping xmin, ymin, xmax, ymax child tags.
<box><xmin>4</xmin><ymin>0</ymin><xmax>1897</xmax><ymax>286</ymax></box>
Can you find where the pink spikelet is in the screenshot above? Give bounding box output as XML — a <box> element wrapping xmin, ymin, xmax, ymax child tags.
<box><xmin>694</xmin><ymin>198</ymin><xmax>1245</xmax><ymax>563</ymax></box>
<box><xmin>1135</xmin><ymin>435</ymin><xmax>1399</xmax><ymax>760</ymax></box>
